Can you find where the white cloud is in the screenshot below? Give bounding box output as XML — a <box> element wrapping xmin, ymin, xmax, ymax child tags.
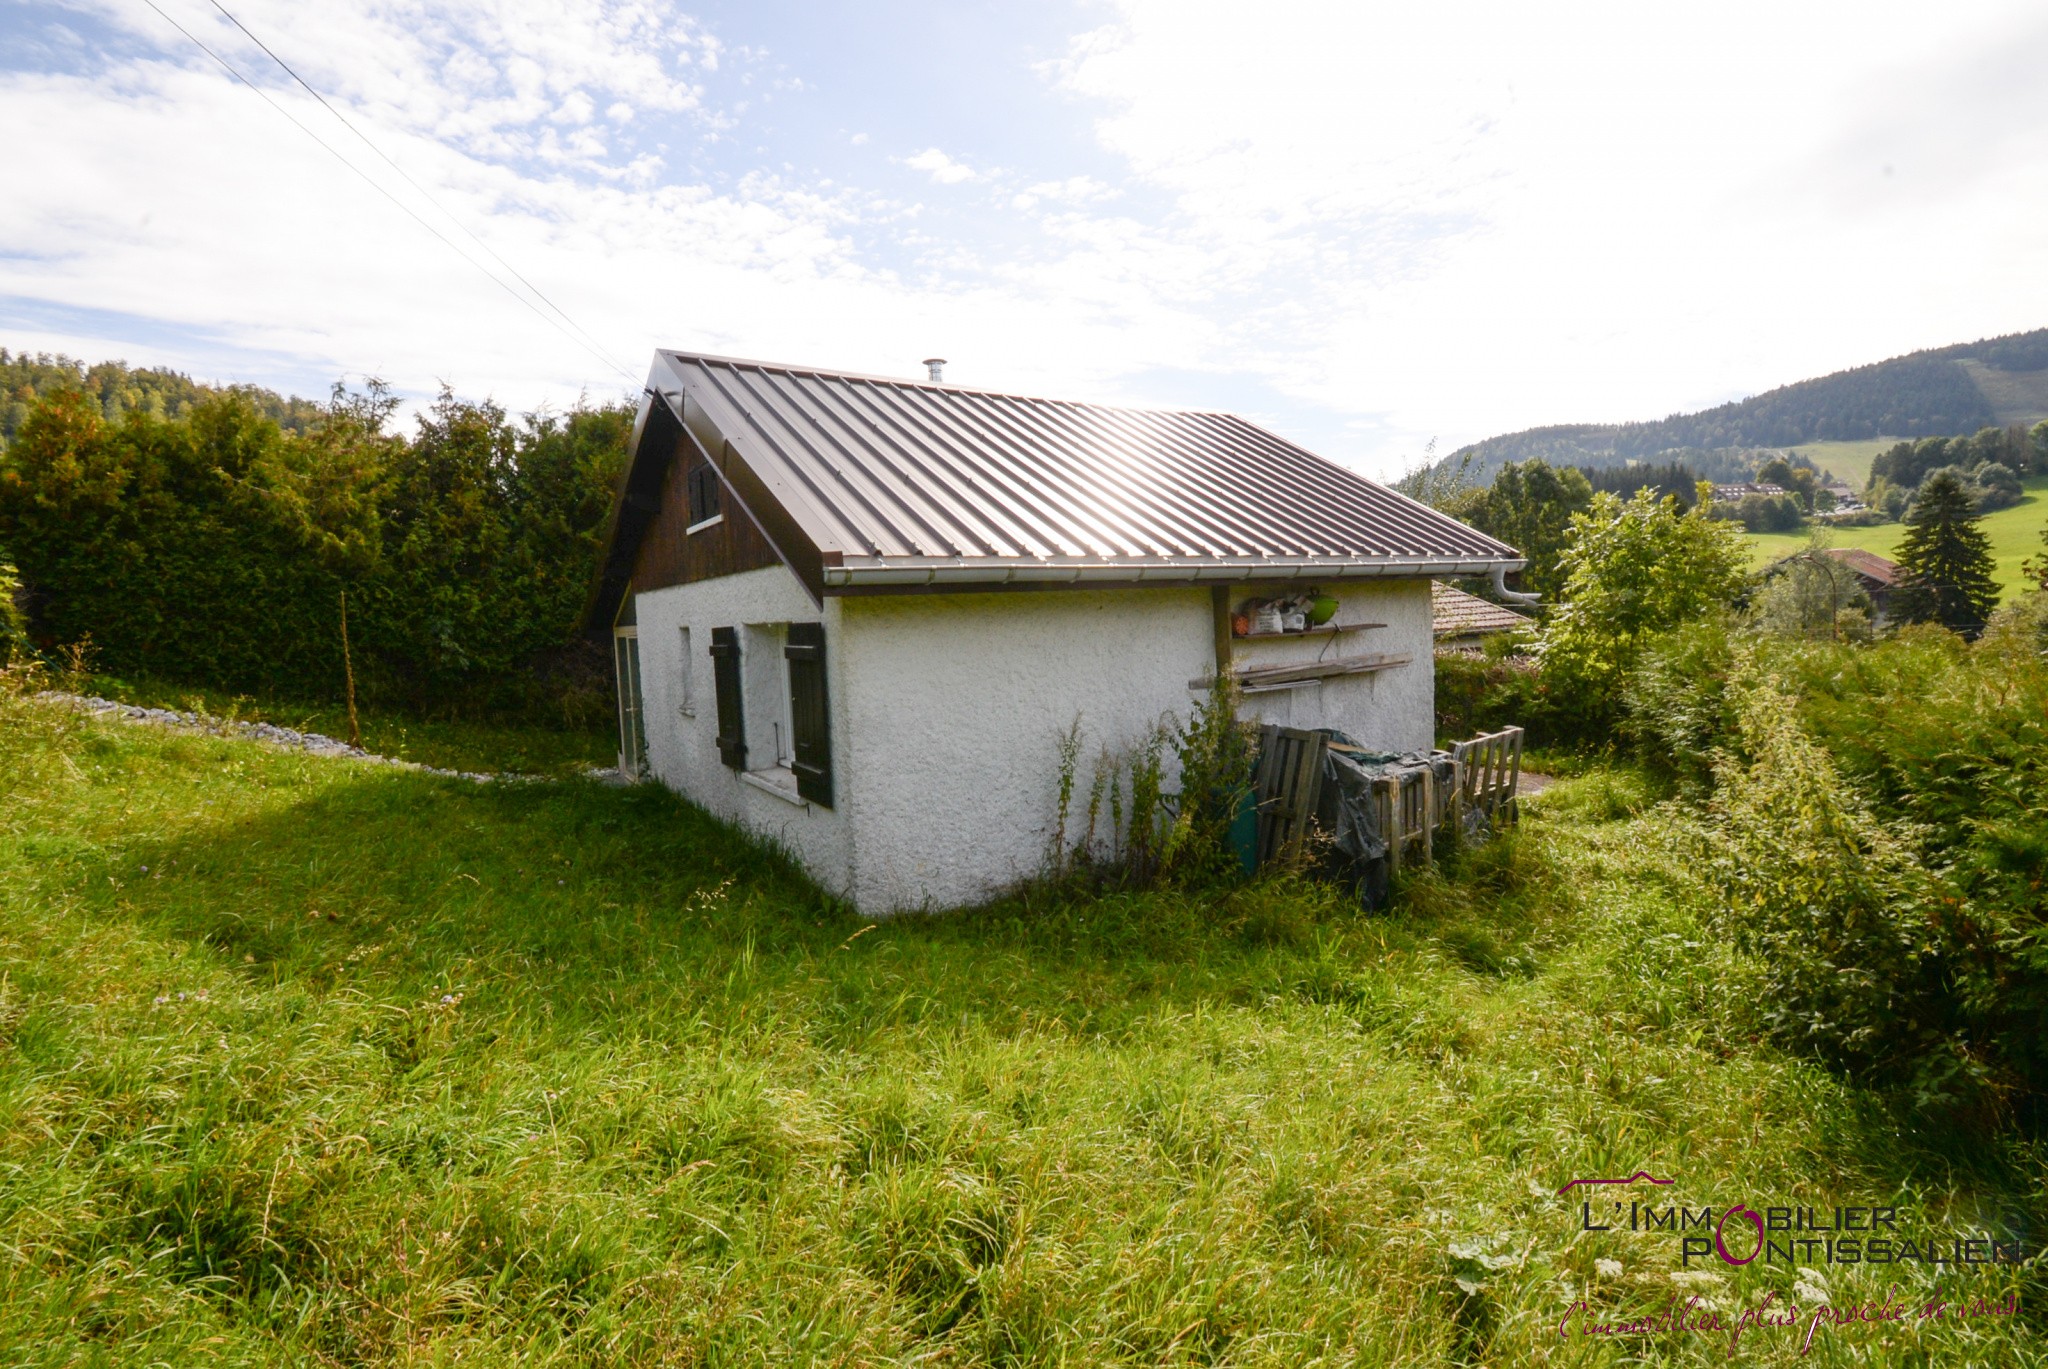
<box><xmin>4</xmin><ymin>0</ymin><xmax>2046</xmax><ymax>477</ymax></box>
<box><xmin>1044</xmin><ymin>0</ymin><xmax>2048</xmax><ymax>465</ymax></box>
<box><xmin>902</xmin><ymin>147</ymin><xmax>980</xmax><ymax>184</ymax></box>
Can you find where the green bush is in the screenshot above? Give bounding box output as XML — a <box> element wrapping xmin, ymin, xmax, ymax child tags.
<box><xmin>1532</xmin><ymin>487</ymin><xmax>1747</xmax><ymax>742</ymax></box>
<box><xmin>0</xmin><ymin>383</ymin><xmax>630</xmax><ymax>723</ymax></box>
<box><xmin>1677</xmin><ymin>630</ymin><xmax>2048</xmax><ymax>1117</ymax></box>
<box><xmin>1694</xmin><ymin>660</ymin><xmax>1978</xmax><ymax>1104</ymax></box>
<box><xmin>1619</xmin><ymin>615</ymin><xmax>1736</xmax><ymax>791</ymax></box>
<box><xmin>0</xmin><ymin>554</ymin><xmax>26</xmax><ymax>664</ymax></box>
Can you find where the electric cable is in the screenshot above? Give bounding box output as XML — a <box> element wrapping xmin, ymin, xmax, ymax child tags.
<box><xmin>202</xmin><ymin>0</ymin><xmax>637</xmax><ymax>382</ymax></box>
<box><xmin>137</xmin><ymin>0</ymin><xmax>637</xmax><ymax>385</ymax></box>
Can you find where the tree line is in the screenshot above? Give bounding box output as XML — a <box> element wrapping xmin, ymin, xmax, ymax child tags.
<box><xmin>0</xmin><ymin>373</ymin><xmax>631</xmax><ymax>724</ymax></box>
<box><xmin>1443</xmin><ymin>326</ymin><xmax>2048</xmax><ymax>476</ymax></box>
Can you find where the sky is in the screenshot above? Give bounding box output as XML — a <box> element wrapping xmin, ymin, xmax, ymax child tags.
<box><xmin>3</xmin><ymin>0</ymin><xmax>2046</xmax><ymax>478</ymax></box>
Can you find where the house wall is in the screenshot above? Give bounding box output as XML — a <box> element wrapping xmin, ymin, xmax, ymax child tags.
<box><xmin>1226</xmin><ymin>580</ymin><xmax>1437</xmax><ymax>754</ymax></box>
<box><xmin>629</xmin><ymin>431</ymin><xmax>782</xmax><ymax>596</ymax></box>
<box><xmin>630</xmin><ymin>570</ymin><xmax>1437</xmax><ymax>916</ymax></box>
<box><xmin>632</xmin><ymin>567</ymin><xmax>856</xmax><ymax>895</ymax></box>
<box><xmin>834</xmin><ymin>586</ymin><xmax>1214</xmax><ymax>913</ymax></box>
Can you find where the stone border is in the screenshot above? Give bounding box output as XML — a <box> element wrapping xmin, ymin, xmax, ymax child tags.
<box><xmin>34</xmin><ymin>693</ymin><xmax>618</xmax><ymax>784</ymax></box>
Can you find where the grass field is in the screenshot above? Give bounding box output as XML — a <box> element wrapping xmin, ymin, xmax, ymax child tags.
<box><xmin>1745</xmin><ymin>475</ymin><xmax>2047</xmax><ymax>596</ymax></box>
<box><xmin>1780</xmin><ymin>437</ymin><xmax>1898</xmax><ymax>489</ymax></box>
<box><xmin>2</xmin><ymin>690</ymin><xmax>2040</xmax><ymax>1365</ymax></box>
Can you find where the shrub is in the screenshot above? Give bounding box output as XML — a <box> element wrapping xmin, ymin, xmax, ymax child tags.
<box><xmin>1620</xmin><ymin>615</ymin><xmax>1736</xmax><ymax>791</ymax></box>
<box><xmin>1715</xmin><ymin>628</ymin><xmax>2048</xmax><ymax>1116</ymax></box>
<box><xmin>0</xmin><ymin>383</ymin><xmax>631</xmax><ymax>722</ymax></box>
<box><xmin>0</xmin><ymin>553</ymin><xmax>26</xmax><ymax>664</ymax></box>
<box><xmin>1694</xmin><ymin>661</ymin><xmax>1977</xmax><ymax>1103</ymax></box>
<box><xmin>1750</xmin><ymin>550</ymin><xmax>1873</xmax><ymax>642</ymax></box>
<box><xmin>1533</xmin><ymin>487</ymin><xmax>1747</xmax><ymax>740</ymax></box>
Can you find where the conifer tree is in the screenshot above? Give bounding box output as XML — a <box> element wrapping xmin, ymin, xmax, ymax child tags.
<box><xmin>1890</xmin><ymin>470</ymin><xmax>1999</xmax><ymax>636</ymax></box>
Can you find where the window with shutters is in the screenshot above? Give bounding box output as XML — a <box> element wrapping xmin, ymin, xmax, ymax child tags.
<box><xmin>714</xmin><ymin>621</ymin><xmax>833</xmax><ymax>809</ymax></box>
<box><xmin>686</xmin><ymin>463</ymin><xmax>722</xmax><ymax>531</ymax></box>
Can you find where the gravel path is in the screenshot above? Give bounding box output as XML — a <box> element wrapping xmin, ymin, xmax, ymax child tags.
<box><xmin>35</xmin><ymin>693</ymin><xmax>605</xmax><ymax>784</ymax></box>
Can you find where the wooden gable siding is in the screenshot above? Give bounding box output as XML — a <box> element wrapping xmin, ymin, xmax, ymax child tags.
<box><xmin>630</xmin><ymin>429</ymin><xmax>782</xmax><ymax>595</ymax></box>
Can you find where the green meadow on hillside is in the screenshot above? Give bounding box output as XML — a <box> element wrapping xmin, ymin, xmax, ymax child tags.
<box><xmin>1</xmin><ymin>690</ymin><xmax>2039</xmax><ymax>1366</ymax></box>
<box><xmin>1780</xmin><ymin>437</ymin><xmax>1897</xmax><ymax>489</ymax></box>
<box><xmin>1745</xmin><ymin>475</ymin><xmax>2047</xmax><ymax>595</ymax></box>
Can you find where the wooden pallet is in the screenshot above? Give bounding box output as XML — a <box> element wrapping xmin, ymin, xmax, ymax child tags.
<box><xmin>1251</xmin><ymin>725</ymin><xmax>1327</xmax><ymax>864</ymax></box>
<box><xmin>1450</xmin><ymin>726</ymin><xmax>1524</xmax><ymax>830</ymax></box>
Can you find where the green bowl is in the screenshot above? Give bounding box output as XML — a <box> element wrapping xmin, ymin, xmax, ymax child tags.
<box><xmin>1309</xmin><ymin>596</ymin><xmax>1338</xmax><ymax>625</ymax></box>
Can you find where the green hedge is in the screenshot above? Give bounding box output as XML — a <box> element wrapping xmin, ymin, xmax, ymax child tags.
<box><xmin>0</xmin><ymin>383</ymin><xmax>629</xmax><ymax>723</ymax></box>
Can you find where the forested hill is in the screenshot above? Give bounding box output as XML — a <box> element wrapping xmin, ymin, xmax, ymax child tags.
<box><xmin>1</xmin><ymin>349</ymin><xmax>324</xmax><ymax>446</ymax></box>
<box><xmin>1450</xmin><ymin>327</ymin><xmax>2048</xmax><ymax>476</ymax></box>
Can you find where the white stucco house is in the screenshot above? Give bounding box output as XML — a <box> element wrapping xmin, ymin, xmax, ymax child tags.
<box><xmin>586</xmin><ymin>352</ymin><xmax>1524</xmax><ymax>914</ymax></box>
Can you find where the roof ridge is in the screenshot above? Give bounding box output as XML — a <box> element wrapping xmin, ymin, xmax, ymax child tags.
<box><xmin>656</xmin><ymin>348</ymin><xmax>1236</xmax><ymax>416</ymax></box>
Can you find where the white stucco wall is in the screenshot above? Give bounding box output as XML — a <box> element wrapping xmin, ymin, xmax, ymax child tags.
<box><xmin>834</xmin><ymin>586</ymin><xmax>1214</xmax><ymax>913</ymax></box>
<box><xmin>1226</xmin><ymin>580</ymin><xmax>1436</xmax><ymax>754</ymax></box>
<box><xmin>629</xmin><ymin>569</ymin><xmax>1437</xmax><ymax>915</ymax></box>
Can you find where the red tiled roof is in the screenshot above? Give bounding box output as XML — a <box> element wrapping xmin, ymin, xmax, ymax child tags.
<box><xmin>1432</xmin><ymin>580</ymin><xmax>1532</xmax><ymax>639</ymax></box>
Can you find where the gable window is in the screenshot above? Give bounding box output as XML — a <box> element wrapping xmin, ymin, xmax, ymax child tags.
<box><xmin>612</xmin><ymin>600</ymin><xmax>646</xmax><ymax>779</ymax></box>
<box><xmin>686</xmin><ymin>462</ymin><xmax>722</xmax><ymax>531</ymax></box>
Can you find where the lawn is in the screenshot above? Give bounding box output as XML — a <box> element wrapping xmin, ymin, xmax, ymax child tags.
<box><xmin>1</xmin><ymin>690</ymin><xmax>2039</xmax><ymax>1365</ymax></box>
<box><xmin>1745</xmin><ymin>475</ymin><xmax>2047</xmax><ymax>596</ymax></box>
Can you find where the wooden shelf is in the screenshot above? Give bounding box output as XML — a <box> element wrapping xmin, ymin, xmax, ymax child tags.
<box><xmin>1190</xmin><ymin>652</ymin><xmax>1414</xmax><ymax>691</ymax></box>
<box><xmin>1234</xmin><ymin>621</ymin><xmax>1385</xmax><ymax>641</ymax></box>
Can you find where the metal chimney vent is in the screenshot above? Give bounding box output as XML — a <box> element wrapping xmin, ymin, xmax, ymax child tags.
<box><xmin>922</xmin><ymin>357</ymin><xmax>947</xmax><ymax>383</ymax></box>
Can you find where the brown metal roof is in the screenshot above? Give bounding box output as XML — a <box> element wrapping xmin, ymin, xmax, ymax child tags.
<box><xmin>606</xmin><ymin>350</ymin><xmax>1522</xmax><ymax>604</ymax></box>
<box><xmin>1819</xmin><ymin>547</ymin><xmax>1899</xmax><ymax>587</ymax></box>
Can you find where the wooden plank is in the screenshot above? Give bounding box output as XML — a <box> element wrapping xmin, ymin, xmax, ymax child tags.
<box><xmin>1235</xmin><ymin>621</ymin><xmax>1387</xmax><ymax>641</ymax></box>
<box><xmin>1189</xmin><ymin>652</ymin><xmax>1413</xmax><ymax>691</ymax></box>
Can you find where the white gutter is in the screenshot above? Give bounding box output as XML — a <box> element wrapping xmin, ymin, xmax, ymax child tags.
<box><xmin>823</xmin><ymin>554</ymin><xmax>1526</xmax><ymax>590</ymax></box>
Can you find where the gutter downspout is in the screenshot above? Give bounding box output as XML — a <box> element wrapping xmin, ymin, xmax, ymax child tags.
<box><xmin>1490</xmin><ymin>564</ymin><xmax>1541</xmax><ymax>606</ymax></box>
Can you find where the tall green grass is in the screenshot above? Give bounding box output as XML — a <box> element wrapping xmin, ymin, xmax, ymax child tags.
<box><xmin>1</xmin><ymin>695</ymin><xmax>2040</xmax><ymax>1365</ymax></box>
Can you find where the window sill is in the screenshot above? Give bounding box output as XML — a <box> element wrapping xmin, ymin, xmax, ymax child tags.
<box><xmin>685</xmin><ymin>514</ymin><xmax>724</xmax><ymax>535</ymax></box>
<box><xmin>740</xmin><ymin>766</ymin><xmax>808</xmax><ymax>808</ymax></box>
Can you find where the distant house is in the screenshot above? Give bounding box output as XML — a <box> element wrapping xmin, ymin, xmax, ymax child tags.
<box><xmin>1712</xmin><ymin>481</ymin><xmax>1788</xmax><ymax>501</ymax></box>
<box><xmin>585</xmin><ymin>350</ymin><xmax>1524</xmax><ymax>914</ymax></box>
<box><xmin>1818</xmin><ymin>548</ymin><xmax>1899</xmax><ymax>617</ymax></box>
<box><xmin>1431</xmin><ymin>581</ymin><xmax>1531</xmax><ymax>649</ymax></box>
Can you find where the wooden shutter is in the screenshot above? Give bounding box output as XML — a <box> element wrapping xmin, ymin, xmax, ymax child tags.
<box><xmin>784</xmin><ymin>622</ymin><xmax>833</xmax><ymax>807</ymax></box>
<box><xmin>709</xmin><ymin>626</ymin><xmax>745</xmax><ymax>769</ymax></box>
<box><xmin>688</xmin><ymin>463</ymin><xmax>721</xmax><ymax>525</ymax></box>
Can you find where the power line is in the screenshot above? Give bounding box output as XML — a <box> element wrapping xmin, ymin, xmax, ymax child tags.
<box><xmin>202</xmin><ymin>0</ymin><xmax>637</xmax><ymax>382</ymax></box>
<box><xmin>137</xmin><ymin>0</ymin><xmax>637</xmax><ymax>386</ymax></box>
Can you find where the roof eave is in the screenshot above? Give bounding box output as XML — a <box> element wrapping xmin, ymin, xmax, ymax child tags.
<box><xmin>822</xmin><ymin>554</ymin><xmax>1527</xmax><ymax>592</ymax></box>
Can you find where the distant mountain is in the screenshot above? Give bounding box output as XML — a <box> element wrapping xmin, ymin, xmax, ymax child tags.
<box><xmin>1448</xmin><ymin>328</ymin><xmax>2048</xmax><ymax>479</ymax></box>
